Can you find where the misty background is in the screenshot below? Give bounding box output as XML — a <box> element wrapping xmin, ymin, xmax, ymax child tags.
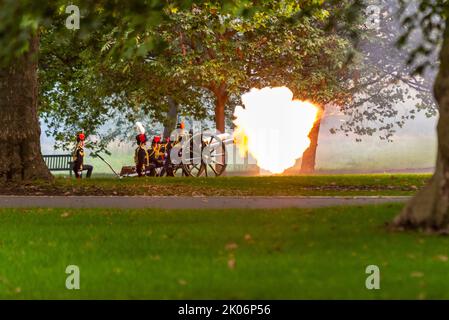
<box><xmin>39</xmin><ymin>101</ymin><xmax>437</xmax><ymax>174</ymax></box>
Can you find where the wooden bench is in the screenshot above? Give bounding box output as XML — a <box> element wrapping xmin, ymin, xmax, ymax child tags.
<box><xmin>43</xmin><ymin>154</ymin><xmax>73</xmax><ymax>176</ymax></box>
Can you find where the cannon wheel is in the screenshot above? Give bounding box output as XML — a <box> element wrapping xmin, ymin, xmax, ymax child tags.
<box><xmin>182</xmin><ymin>132</ymin><xmax>227</xmax><ymax>177</ymax></box>
<box><xmin>161</xmin><ymin>144</ymin><xmax>189</xmax><ymax>177</ymax></box>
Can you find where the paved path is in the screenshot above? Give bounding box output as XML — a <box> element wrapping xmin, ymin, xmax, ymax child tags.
<box><xmin>0</xmin><ymin>196</ymin><xmax>410</xmax><ymax>209</ymax></box>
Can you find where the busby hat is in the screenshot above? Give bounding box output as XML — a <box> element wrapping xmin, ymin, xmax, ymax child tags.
<box><xmin>136</xmin><ymin>133</ymin><xmax>147</xmax><ymax>144</ymax></box>
<box><xmin>135</xmin><ymin>122</ymin><xmax>147</xmax><ymax>145</ymax></box>
<box><xmin>76</xmin><ymin>132</ymin><xmax>85</xmax><ymax>142</ymax></box>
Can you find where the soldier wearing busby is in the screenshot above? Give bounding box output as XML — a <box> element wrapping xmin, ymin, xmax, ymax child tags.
<box><xmin>170</xmin><ymin>121</ymin><xmax>186</xmax><ymax>145</ymax></box>
<box><xmin>73</xmin><ymin>132</ymin><xmax>93</xmax><ymax>178</ymax></box>
<box><xmin>134</xmin><ymin>122</ymin><xmax>149</xmax><ymax>177</ymax></box>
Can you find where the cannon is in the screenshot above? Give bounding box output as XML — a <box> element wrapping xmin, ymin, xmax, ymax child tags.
<box><xmin>119</xmin><ymin>131</ymin><xmax>233</xmax><ymax>178</ymax></box>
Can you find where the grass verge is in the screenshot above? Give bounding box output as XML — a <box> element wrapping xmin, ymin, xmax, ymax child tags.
<box><xmin>0</xmin><ymin>174</ymin><xmax>430</xmax><ymax>196</ymax></box>
<box><xmin>0</xmin><ymin>203</ymin><xmax>448</xmax><ymax>299</ymax></box>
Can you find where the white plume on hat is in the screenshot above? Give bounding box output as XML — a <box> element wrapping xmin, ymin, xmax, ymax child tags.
<box><xmin>135</xmin><ymin>122</ymin><xmax>146</xmax><ymax>135</ymax></box>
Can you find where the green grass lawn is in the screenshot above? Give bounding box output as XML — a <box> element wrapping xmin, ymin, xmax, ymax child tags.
<box><xmin>0</xmin><ymin>203</ymin><xmax>448</xmax><ymax>299</ymax></box>
<box><xmin>3</xmin><ymin>174</ymin><xmax>430</xmax><ymax>196</ymax></box>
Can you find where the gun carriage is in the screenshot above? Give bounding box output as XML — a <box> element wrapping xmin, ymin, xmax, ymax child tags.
<box><xmin>120</xmin><ymin>131</ymin><xmax>232</xmax><ymax>178</ymax></box>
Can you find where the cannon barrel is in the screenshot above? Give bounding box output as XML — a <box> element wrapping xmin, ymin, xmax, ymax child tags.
<box><xmin>203</xmin><ymin>133</ymin><xmax>234</xmax><ymax>148</ymax></box>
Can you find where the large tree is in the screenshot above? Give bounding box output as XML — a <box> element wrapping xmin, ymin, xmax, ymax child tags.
<box><xmin>336</xmin><ymin>1</ymin><xmax>436</xmax><ymax>142</ymax></box>
<box><xmin>0</xmin><ymin>1</ymin><xmax>55</xmax><ymax>182</ymax></box>
<box><xmin>0</xmin><ymin>0</ymin><xmax>219</xmax><ymax>182</ymax></box>
<box><xmin>39</xmin><ymin>21</ymin><xmax>210</xmax><ymax>151</ymax></box>
<box><xmin>160</xmin><ymin>2</ymin><xmax>355</xmax><ymax>134</ymax></box>
<box><xmin>393</xmin><ymin>1</ymin><xmax>449</xmax><ymax>231</ymax></box>
<box><xmin>131</xmin><ymin>1</ymin><xmax>357</xmax><ymax>170</ymax></box>
<box><xmin>300</xmin><ymin>0</ymin><xmax>438</xmax><ymax>173</ymax></box>
<box><xmin>291</xmin><ymin>0</ymin><xmax>437</xmax><ymax>173</ymax></box>
<box><xmin>0</xmin><ymin>33</ymin><xmax>52</xmax><ymax>182</ymax></box>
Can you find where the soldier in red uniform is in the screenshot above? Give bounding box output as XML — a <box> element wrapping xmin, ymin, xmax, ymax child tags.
<box><xmin>134</xmin><ymin>133</ymin><xmax>149</xmax><ymax>177</ymax></box>
<box><xmin>72</xmin><ymin>133</ymin><xmax>93</xmax><ymax>178</ymax></box>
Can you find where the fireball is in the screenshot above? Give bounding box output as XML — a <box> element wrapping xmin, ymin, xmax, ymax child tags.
<box><xmin>233</xmin><ymin>87</ymin><xmax>320</xmax><ymax>174</ymax></box>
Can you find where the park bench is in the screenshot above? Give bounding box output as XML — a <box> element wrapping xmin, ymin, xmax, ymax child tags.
<box><xmin>43</xmin><ymin>154</ymin><xmax>73</xmax><ymax>176</ymax></box>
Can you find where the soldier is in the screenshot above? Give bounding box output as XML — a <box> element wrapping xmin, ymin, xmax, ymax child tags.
<box><xmin>147</xmin><ymin>136</ymin><xmax>164</xmax><ymax>176</ymax></box>
<box><xmin>149</xmin><ymin>136</ymin><xmax>164</xmax><ymax>162</ymax></box>
<box><xmin>134</xmin><ymin>133</ymin><xmax>149</xmax><ymax>177</ymax></box>
<box><xmin>161</xmin><ymin>136</ymin><xmax>177</xmax><ymax>177</ymax></box>
<box><xmin>169</xmin><ymin>122</ymin><xmax>191</xmax><ymax>176</ymax></box>
<box><xmin>170</xmin><ymin>122</ymin><xmax>186</xmax><ymax>144</ymax></box>
<box><xmin>72</xmin><ymin>133</ymin><xmax>93</xmax><ymax>178</ymax></box>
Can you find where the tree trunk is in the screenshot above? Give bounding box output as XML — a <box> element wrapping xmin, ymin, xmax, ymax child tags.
<box><xmin>393</xmin><ymin>22</ymin><xmax>449</xmax><ymax>231</ymax></box>
<box><xmin>213</xmin><ymin>82</ymin><xmax>227</xmax><ymax>133</ymax></box>
<box><xmin>300</xmin><ymin>114</ymin><xmax>322</xmax><ymax>173</ymax></box>
<box><xmin>0</xmin><ymin>34</ymin><xmax>52</xmax><ymax>183</ymax></box>
<box><xmin>163</xmin><ymin>96</ymin><xmax>178</xmax><ymax>139</ymax></box>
